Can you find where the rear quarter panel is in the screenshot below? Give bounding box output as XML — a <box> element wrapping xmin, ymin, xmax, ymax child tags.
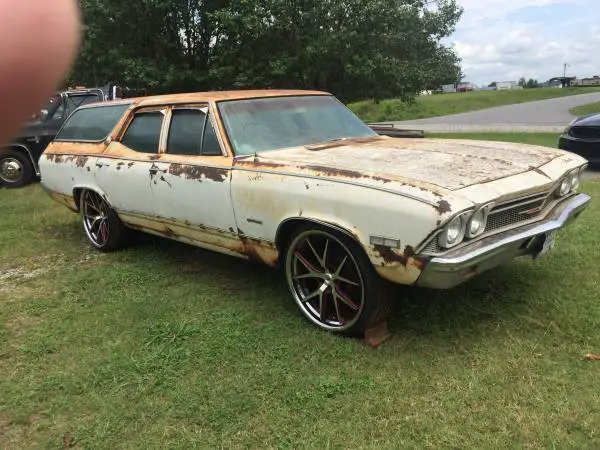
<box><xmin>39</xmin><ymin>142</ymin><xmax>104</xmax><ymax>210</ymax></box>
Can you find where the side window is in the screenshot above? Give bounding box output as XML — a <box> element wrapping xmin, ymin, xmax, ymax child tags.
<box><xmin>121</xmin><ymin>111</ymin><xmax>164</xmax><ymax>153</ymax></box>
<box><xmin>202</xmin><ymin>117</ymin><xmax>223</xmax><ymax>156</ymax></box>
<box><xmin>167</xmin><ymin>109</ymin><xmax>206</xmax><ymax>155</ymax></box>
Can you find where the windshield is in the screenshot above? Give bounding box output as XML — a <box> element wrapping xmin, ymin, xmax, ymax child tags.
<box><xmin>217</xmin><ymin>95</ymin><xmax>377</xmax><ymax>155</ymax></box>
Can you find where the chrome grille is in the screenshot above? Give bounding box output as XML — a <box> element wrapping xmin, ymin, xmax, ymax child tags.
<box><xmin>422</xmin><ymin>236</ymin><xmax>442</xmax><ymax>254</ymax></box>
<box><xmin>486</xmin><ymin>192</ymin><xmax>550</xmax><ymax>232</ymax></box>
<box><xmin>569</xmin><ymin>126</ymin><xmax>600</xmax><ymax>140</ymax></box>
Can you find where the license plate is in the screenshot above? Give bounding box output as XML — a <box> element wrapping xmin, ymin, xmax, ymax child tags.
<box><xmin>537</xmin><ymin>231</ymin><xmax>557</xmax><ymax>257</ymax></box>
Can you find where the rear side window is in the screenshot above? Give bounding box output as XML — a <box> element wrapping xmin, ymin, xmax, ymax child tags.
<box><xmin>166</xmin><ymin>108</ymin><xmax>223</xmax><ymax>156</ymax></box>
<box><xmin>121</xmin><ymin>111</ymin><xmax>164</xmax><ymax>153</ymax></box>
<box><xmin>167</xmin><ymin>109</ymin><xmax>205</xmax><ymax>155</ymax></box>
<box><xmin>202</xmin><ymin>118</ymin><xmax>222</xmax><ymax>155</ymax></box>
<box><xmin>56</xmin><ymin>104</ymin><xmax>130</xmax><ymax>141</ymax></box>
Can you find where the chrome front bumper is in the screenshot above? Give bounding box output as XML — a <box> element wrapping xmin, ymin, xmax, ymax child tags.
<box><xmin>416</xmin><ymin>193</ymin><xmax>591</xmax><ymax>289</ymax></box>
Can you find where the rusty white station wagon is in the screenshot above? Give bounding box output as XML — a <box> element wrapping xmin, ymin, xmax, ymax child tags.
<box><xmin>39</xmin><ymin>90</ymin><xmax>591</xmax><ymax>337</ymax></box>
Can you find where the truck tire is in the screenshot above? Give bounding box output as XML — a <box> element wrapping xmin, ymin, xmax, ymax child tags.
<box><xmin>0</xmin><ymin>148</ymin><xmax>34</xmax><ymax>188</ymax></box>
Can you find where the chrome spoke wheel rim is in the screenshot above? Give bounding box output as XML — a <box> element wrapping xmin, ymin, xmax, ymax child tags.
<box><xmin>82</xmin><ymin>191</ymin><xmax>110</xmax><ymax>247</ymax></box>
<box><xmin>0</xmin><ymin>158</ymin><xmax>23</xmax><ymax>183</ymax></box>
<box><xmin>287</xmin><ymin>230</ymin><xmax>365</xmax><ymax>331</ymax></box>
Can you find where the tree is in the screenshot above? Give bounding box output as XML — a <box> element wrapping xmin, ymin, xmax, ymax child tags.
<box><xmin>488</xmin><ymin>81</ymin><xmax>497</xmax><ymax>88</ymax></box>
<box><xmin>211</xmin><ymin>0</ymin><xmax>464</xmax><ymax>101</ymax></box>
<box><xmin>525</xmin><ymin>78</ymin><xmax>538</xmax><ymax>89</ymax></box>
<box><xmin>69</xmin><ymin>0</ymin><xmax>464</xmax><ymax>102</ymax></box>
<box><xmin>518</xmin><ymin>77</ymin><xmax>527</xmax><ymax>87</ymax></box>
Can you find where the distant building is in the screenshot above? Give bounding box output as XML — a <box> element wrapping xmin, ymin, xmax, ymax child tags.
<box><xmin>441</xmin><ymin>83</ymin><xmax>457</xmax><ymax>93</ymax></box>
<box><xmin>581</xmin><ymin>76</ymin><xmax>600</xmax><ymax>86</ymax></box>
<box><xmin>547</xmin><ymin>76</ymin><xmax>576</xmax><ymax>88</ymax></box>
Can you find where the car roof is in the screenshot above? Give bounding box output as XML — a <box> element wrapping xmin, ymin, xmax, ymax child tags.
<box><xmin>77</xmin><ymin>89</ymin><xmax>331</xmax><ymax>110</ymax></box>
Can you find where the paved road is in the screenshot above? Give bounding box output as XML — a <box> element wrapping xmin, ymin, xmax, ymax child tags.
<box><xmin>385</xmin><ymin>92</ymin><xmax>600</xmax><ymax>133</ymax></box>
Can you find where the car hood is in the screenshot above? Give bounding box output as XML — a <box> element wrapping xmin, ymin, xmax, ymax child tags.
<box><xmin>573</xmin><ymin>112</ymin><xmax>600</xmax><ymax>127</ymax></box>
<box><xmin>250</xmin><ymin>136</ymin><xmax>564</xmax><ymax>192</ymax></box>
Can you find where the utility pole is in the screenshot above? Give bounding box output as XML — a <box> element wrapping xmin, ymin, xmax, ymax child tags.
<box><xmin>563</xmin><ymin>63</ymin><xmax>568</xmax><ymax>78</ymax></box>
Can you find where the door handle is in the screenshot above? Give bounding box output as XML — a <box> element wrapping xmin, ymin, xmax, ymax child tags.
<box><xmin>95</xmin><ymin>162</ymin><xmax>108</xmax><ymax>168</ymax></box>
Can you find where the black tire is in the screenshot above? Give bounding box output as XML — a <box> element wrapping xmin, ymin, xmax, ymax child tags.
<box><xmin>0</xmin><ymin>148</ymin><xmax>34</xmax><ymax>188</ymax></box>
<box><xmin>284</xmin><ymin>224</ymin><xmax>391</xmax><ymax>337</ymax></box>
<box><xmin>79</xmin><ymin>189</ymin><xmax>130</xmax><ymax>252</ymax></box>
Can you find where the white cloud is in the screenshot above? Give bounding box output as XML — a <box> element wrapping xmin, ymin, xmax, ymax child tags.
<box><xmin>447</xmin><ymin>0</ymin><xmax>600</xmax><ymax>85</ymax></box>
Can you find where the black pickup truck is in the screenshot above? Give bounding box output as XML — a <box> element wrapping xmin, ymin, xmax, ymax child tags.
<box><xmin>0</xmin><ymin>84</ymin><xmax>144</xmax><ymax>188</ymax></box>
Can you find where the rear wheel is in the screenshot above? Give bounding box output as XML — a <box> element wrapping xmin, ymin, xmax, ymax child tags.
<box><xmin>80</xmin><ymin>190</ymin><xmax>130</xmax><ymax>252</ymax></box>
<box><xmin>0</xmin><ymin>149</ymin><xmax>34</xmax><ymax>188</ymax></box>
<box><xmin>284</xmin><ymin>225</ymin><xmax>390</xmax><ymax>336</ymax></box>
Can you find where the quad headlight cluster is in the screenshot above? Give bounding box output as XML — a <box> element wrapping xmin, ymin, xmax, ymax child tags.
<box><xmin>437</xmin><ymin>164</ymin><xmax>587</xmax><ymax>250</ymax></box>
<box><xmin>555</xmin><ymin>165</ymin><xmax>586</xmax><ymax>198</ymax></box>
<box><xmin>438</xmin><ymin>204</ymin><xmax>493</xmax><ymax>249</ymax></box>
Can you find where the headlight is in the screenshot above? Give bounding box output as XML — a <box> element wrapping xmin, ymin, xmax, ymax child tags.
<box><xmin>568</xmin><ymin>170</ymin><xmax>580</xmax><ymax>191</ymax></box>
<box><xmin>563</xmin><ymin>118</ymin><xmax>578</xmax><ymax>134</ymax></box>
<box><xmin>466</xmin><ymin>206</ymin><xmax>490</xmax><ymax>238</ymax></box>
<box><xmin>558</xmin><ymin>178</ymin><xmax>571</xmax><ymax>197</ymax></box>
<box><xmin>438</xmin><ymin>215</ymin><xmax>466</xmax><ymax>248</ymax></box>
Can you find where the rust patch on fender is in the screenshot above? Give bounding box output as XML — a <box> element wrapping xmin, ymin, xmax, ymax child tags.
<box><xmin>299</xmin><ymin>164</ymin><xmax>363</xmax><ymax>179</ymax></box>
<box><xmin>46</xmin><ymin>154</ymin><xmax>65</xmax><ymax>164</ymax></box>
<box><xmin>373</xmin><ymin>244</ymin><xmax>427</xmax><ymax>270</ymax></box>
<box><xmin>240</xmin><ymin>236</ymin><xmax>279</xmax><ymax>267</ymax></box>
<box><xmin>164</xmin><ymin>226</ymin><xmax>175</xmax><ymax>237</ymax></box>
<box><xmin>436</xmin><ymin>199</ymin><xmax>452</xmax><ymax>214</ymax></box>
<box><xmin>235</xmin><ymin>160</ymin><xmax>287</xmax><ymax>169</ymax></box>
<box><xmin>168</xmin><ymin>163</ymin><xmax>228</xmax><ymax>182</ymax></box>
<box><xmin>371</xmin><ymin>175</ymin><xmax>392</xmax><ymax>184</ymax></box>
<box><xmin>74</xmin><ymin>156</ymin><xmax>88</xmax><ymax>168</ymax></box>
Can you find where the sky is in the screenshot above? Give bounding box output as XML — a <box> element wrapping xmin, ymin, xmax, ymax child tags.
<box><xmin>447</xmin><ymin>0</ymin><xmax>600</xmax><ymax>86</ymax></box>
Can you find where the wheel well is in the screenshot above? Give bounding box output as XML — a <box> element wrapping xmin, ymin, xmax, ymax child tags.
<box><xmin>275</xmin><ymin>218</ymin><xmax>363</xmax><ymax>258</ymax></box>
<box><xmin>1</xmin><ymin>144</ymin><xmax>36</xmax><ymax>168</ymax></box>
<box><xmin>73</xmin><ymin>188</ymin><xmax>83</xmax><ymax>211</ymax></box>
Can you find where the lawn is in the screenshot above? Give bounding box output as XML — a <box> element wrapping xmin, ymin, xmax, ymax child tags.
<box><xmin>571</xmin><ymin>101</ymin><xmax>600</xmax><ymax>118</ymax></box>
<box><xmin>349</xmin><ymin>87</ymin><xmax>600</xmax><ymax>123</ymax></box>
<box><xmin>1</xmin><ymin>145</ymin><xmax>600</xmax><ymax>447</ymax></box>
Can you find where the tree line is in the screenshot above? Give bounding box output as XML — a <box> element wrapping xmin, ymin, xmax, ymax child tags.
<box><xmin>68</xmin><ymin>0</ymin><xmax>464</xmax><ymax>102</ymax></box>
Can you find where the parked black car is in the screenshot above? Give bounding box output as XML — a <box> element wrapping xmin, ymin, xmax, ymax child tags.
<box><xmin>0</xmin><ymin>84</ymin><xmax>145</xmax><ymax>188</ymax></box>
<box><xmin>559</xmin><ymin>112</ymin><xmax>600</xmax><ymax>164</ymax></box>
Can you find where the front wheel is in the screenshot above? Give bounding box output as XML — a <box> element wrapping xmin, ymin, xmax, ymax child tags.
<box><xmin>284</xmin><ymin>225</ymin><xmax>391</xmax><ymax>336</ymax></box>
<box><xmin>80</xmin><ymin>190</ymin><xmax>130</xmax><ymax>252</ymax></box>
<box><xmin>0</xmin><ymin>149</ymin><xmax>34</xmax><ymax>188</ymax></box>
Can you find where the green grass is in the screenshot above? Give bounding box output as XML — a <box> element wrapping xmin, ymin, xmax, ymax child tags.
<box><xmin>571</xmin><ymin>101</ymin><xmax>600</xmax><ymax>117</ymax></box>
<box><xmin>349</xmin><ymin>87</ymin><xmax>600</xmax><ymax>123</ymax></box>
<box><xmin>428</xmin><ymin>132</ymin><xmax>561</xmax><ymax>148</ymax></box>
<box><xmin>2</xmin><ymin>158</ymin><xmax>600</xmax><ymax>447</ymax></box>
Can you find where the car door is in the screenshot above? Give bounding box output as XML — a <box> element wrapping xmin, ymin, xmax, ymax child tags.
<box><xmin>148</xmin><ymin>105</ymin><xmax>242</xmax><ymax>254</ymax></box>
<box><xmin>94</xmin><ymin>106</ymin><xmax>167</xmax><ymax>232</ymax></box>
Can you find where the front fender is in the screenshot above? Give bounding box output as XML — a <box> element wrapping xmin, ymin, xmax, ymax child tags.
<box><xmin>231</xmin><ymin>169</ymin><xmax>442</xmax><ymax>285</ymax></box>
